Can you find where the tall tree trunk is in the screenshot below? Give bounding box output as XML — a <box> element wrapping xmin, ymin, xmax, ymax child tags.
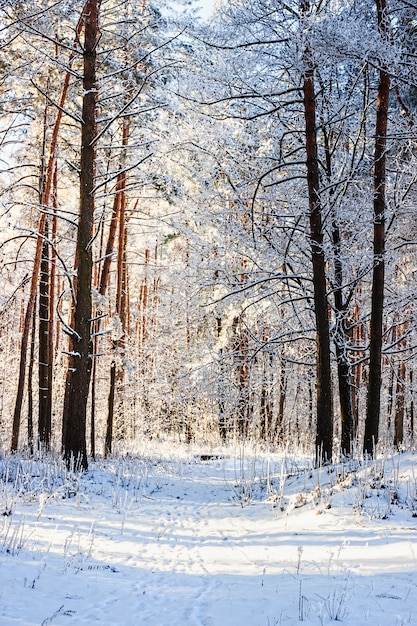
<box><xmin>258</xmin><ymin>330</ymin><xmax>273</xmax><ymax>444</ymax></box>
<box><xmin>275</xmin><ymin>356</ymin><xmax>286</xmax><ymax>443</ymax></box>
<box><xmin>409</xmin><ymin>369</ymin><xmax>414</xmax><ymax>446</ymax></box>
<box><xmin>90</xmin><ymin>356</ymin><xmax>97</xmax><ymax>459</ymax></box>
<box><xmin>38</xmin><ymin>225</ymin><xmax>52</xmax><ymax>449</ymax></box>
<box><xmin>393</xmin><ymin>320</ymin><xmax>407</xmax><ymax>448</ymax></box>
<box><xmin>47</xmin><ymin>164</ymin><xmax>58</xmax><ymax>446</ymax></box>
<box><xmin>105</xmin><ymin>363</ymin><xmax>116</xmax><ymax>456</ymax></box>
<box><xmin>90</xmin><ymin>139</ymin><xmax>120</xmax><ymax>456</ymax></box>
<box><xmin>27</xmin><ymin>295</ymin><xmax>37</xmax><ymax>455</ymax></box>
<box><xmin>38</xmin><ymin>97</ymin><xmax>51</xmax><ymax>451</ymax></box>
<box><xmin>327</xmin><ymin>210</ymin><xmax>353</xmax><ymax>454</ymax></box>
<box><xmin>364</xmin><ymin>0</ymin><xmax>390</xmax><ymax>455</ymax></box>
<box><xmin>62</xmin><ymin>0</ymin><xmax>100</xmax><ymax>470</ymax></box>
<box><xmin>352</xmin><ymin>298</ymin><xmax>365</xmax><ymax>436</ymax></box>
<box><xmin>231</xmin><ymin>315</ymin><xmax>250</xmax><ymax>439</ymax></box>
<box><xmin>105</xmin><ymin>117</ymin><xmax>130</xmax><ymax>456</ymax></box>
<box><xmin>301</xmin><ymin>0</ymin><xmax>333</xmax><ymax>464</ymax></box>
<box><xmin>321</xmin><ymin>120</ymin><xmax>354</xmax><ymax>456</ymax></box>
<box><xmin>394</xmin><ymin>360</ymin><xmax>405</xmax><ymax>449</ymax></box>
<box><xmin>215</xmin><ymin>317</ymin><xmax>228</xmax><ymax>443</ymax></box>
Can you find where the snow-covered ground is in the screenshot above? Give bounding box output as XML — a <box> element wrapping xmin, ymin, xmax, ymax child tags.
<box><xmin>1</xmin><ymin>443</ymin><xmax>417</xmax><ymax>625</ymax></box>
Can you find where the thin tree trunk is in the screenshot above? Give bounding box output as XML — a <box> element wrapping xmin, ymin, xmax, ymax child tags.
<box><xmin>393</xmin><ymin>320</ymin><xmax>407</xmax><ymax>448</ymax></box>
<box><xmin>386</xmin><ymin>364</ymin><xmax>394</xmax><ymax>433</ymax></box>
<box><xmin>90</xmin><ymin>174</ymin><xmax>105</xmax><ymax>459</ymax></box>
<box><xmin>232</xmin><ymin>315</ymin><xmax>250</xmax><ymax>439</ymax></box>
<box><xmin>90</xmin><ymin>355</ymin><xmax>97</xmax><ymax>459</ymax></box>
<box><xmin>27</xmin><ymin>296</ymin><xmax>37</xmax><ymax>455</ymax></box>
<box><xmin>275</xmin><ymin>357</ymin><xmax>286</xmax><ymax>443</ymax></box>
<box><xmin>216</xmin><ymin>317</ymin><xmax>227</xmax><ymax>443</ymax></box>
<box><xmin>352</xmin><ymin>298</ymin><xmax>365</xmax><ymax>437</ymax></box>
<box><xmin>321</xmin><ymin>121</ymin><xmax>354</xmax><ymax>456</ymax></box>
<box><xmin>258</xmin><ymin>330</ymin><xmax>273</xmax><ymax>443</ymax></box>
<box><xmin>62</xmin><ymin>0</ymin><xmax>100</xmax><ymax>470</ymax></box>
<box><xmin>38</xmin><ymin>225</ymin><xmax>51</xmax><ymax>449</ymax></box>
<box><xmin>259</xmin><ymin>357</ymin><xmax>268</xmax><ymax>442</ymax></box>
<box><xmin>89</xmin><ymin>139</ymin><xmax>114</xmax><ymax>455</ymax></box>
<box><xmin>364</xmin><ymin>0</ymin><xmax>390</xmax><ymax>455</ymax></box>
<box><xmin>48</xmin><ymin>164</ymin><xmax>58</xmax><ymax>446</ymax></box>
<box><xmin>105</xmin><ymin>117</ymin><xmax>130</xmax><ymax>456</ymax></box>
<box><xmin>409</xmin><ymin>369</ymin><xmax>414</xmax><ymax>445</ymax></box>
<box><xmin>99</xmin><ymin>191</ymin><xmax>121</xmax><ymax>297</ymax></box>
<box><xmin>105</xmin><ymin>363</ymin><xmax>116</xmax><ymax>456</ymax></box>
<box><xmin>394</xmin><ymin>360</ymin><xmax>405</xmax><ymax>449</ymax></box>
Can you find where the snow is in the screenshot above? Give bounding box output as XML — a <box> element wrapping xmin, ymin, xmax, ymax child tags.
<box><xmin>1</xmin><ymin>444</ymin><xmax>417</xmax><ymax>625</ymax></box>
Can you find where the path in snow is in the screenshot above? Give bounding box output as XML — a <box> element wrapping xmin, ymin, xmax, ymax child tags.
<box><xmin>1</xmin><ymin>451</ymin><xmax>417</xmax><ymax>625</ymax></box>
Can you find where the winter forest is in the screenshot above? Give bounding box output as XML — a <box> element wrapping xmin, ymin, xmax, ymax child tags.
<box><xmin>2</xmin><ymin>1</ymin><xmax>417</xmax><ymax>624</ymax></box>
<box><xmin>1</xmin><ymin>0</ymin><xmax>416</xmax><ymax>467</ymax></box>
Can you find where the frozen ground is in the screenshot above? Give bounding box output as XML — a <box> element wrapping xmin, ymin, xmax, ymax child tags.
<box><xmin>1</xmin><ymin>443</ymin><xmax>417</xmax><ymax>625</ymax></box>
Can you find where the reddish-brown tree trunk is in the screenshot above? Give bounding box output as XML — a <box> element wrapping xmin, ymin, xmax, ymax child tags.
<box><xmin>38</xmin><ymin>225</ymin><xmax>51</xmax><ymax>449</ymax></box>
<box><xmin>394</xmin><ymin>361</ymin><xmax>406</xmax><ymax>449</ymax></box>
<box><xmin>48</xmin><ymin>164</ymin><xmax>58</xmax><ymax>442</ymax></box>
<box><xmin>63</xmin><ymin>0</ymin><xmax>100</xmax><ymax>470</ymax></box>
<box><xmin>105</xmin><ymin>118</ymin><xmax>130</xmax><ymax>456</ymax></box>
<box><xmin>409</xmin><ymin>369</ymin><xmax>414</xmax><ymax>445</ymax></box>
<box><xmin>27</xmin><ymin>295</ymin><xmax>37</xmax><ymax>454</ymax></box>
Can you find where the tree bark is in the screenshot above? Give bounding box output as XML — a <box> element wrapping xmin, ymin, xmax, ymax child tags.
<box><xmin>301</xmin><ymin>0</ymin><xmax>333</xmax><ymax>464</ymax></box>
<box><xmin>216</xmin><ymin>317</ymin><xmax>228</xmax><ymax>443</ymax></box>
<box><xmin>105</xmin><ymin>117</ymin><xmax>130</xmax><ymax>456</ymax></box>
<box><xmin>332</xmin><ymin>216</ymin><xmax>354</xmax><ymax>455</ymax></box>
<box><xmin>62</xmin><ymin>0</ymin><xmax>100</xmax><ymax>470</ymax></box>
<box><xmin>321</xmin><ymin>118</ymin><xmax>354</xmax><ymax>456</ymax></box>
<box><xmin>275</xmin><ymin>357</ymin><xmax>286</xmax><ymax>443</ymax></box>
<box><xmin>394</xmin><ymin>361</ymin><xmax>405</xmax><ymax>449</ymax></box>
<box><xmin>48</xmin><ymin>164</ymin><xmax>58</xmax><ymax>445</ymax></box>
<box><xmin>364</xmin><ymin>0</ymin><xmax>390</xmax><ymax>455</ymax></box>
<box><xmin>409</xmin><ymin>369</ymin><xmax>414</xmax><ymax>445</ymax></box>
<box><xmin>38</xmin><ymin>226</ymin><xmax>51</xmax><ymax>449</ymax></box>
<box><xmin>27</xmin><ymin>295</ymin><xmax>37</xmax><ymax>455</ymax></box>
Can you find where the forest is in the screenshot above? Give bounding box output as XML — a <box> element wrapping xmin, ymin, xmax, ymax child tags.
<box><xmin>0</xmin><ymin>0</ymin><xmax>416</xmax><ymax>469</ymax></box>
